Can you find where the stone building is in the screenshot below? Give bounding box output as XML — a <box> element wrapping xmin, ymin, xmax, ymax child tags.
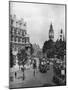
<box><xmin>9</xmin><ymin>15</ymin><xmax>31</xmax><ymax>55</ymax></box>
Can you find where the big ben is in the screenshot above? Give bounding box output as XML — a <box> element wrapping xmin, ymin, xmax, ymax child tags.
<box><xmin>49</xmin><ymin>23</ymin><xmax>54</xmax><ymax>41</ymax></box>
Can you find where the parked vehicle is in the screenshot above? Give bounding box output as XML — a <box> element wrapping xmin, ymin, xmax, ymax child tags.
<box><xmin>53</xmin><ymin>59</ymin><xmax>66</xmax><ymax>85</ymax></box>
<box><xmin>39</xmin><ymin>57</ymin><xmax>50</xmax><ymax>73</ymax></box>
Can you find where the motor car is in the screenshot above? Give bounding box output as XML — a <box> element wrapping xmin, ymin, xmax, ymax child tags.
<box><xmin>53</xmin><ymin>59</ymin><xmax>66</xmax><ymax>85</ymax></box>
<box><xmin>39</xmin><ymin>57</ymin><xmax>50</xmax><ymax>73</ymax></box>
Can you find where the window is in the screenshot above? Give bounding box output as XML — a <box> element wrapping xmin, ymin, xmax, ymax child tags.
<box><xmin>22</xmin><ymin>31</ymin><xmax>24</xmax><ymax>36</ymax></box>
<box><xmin>20</xmin><ymin>38</ymin><xmax>22</xmax><ymax>43</ymax></box>
<box><xmin>11</xmin><ymin>27</ymin><xmax>14</xmax><ymax>35</ymax></box>
<box><xmin>11</xmin><ymin>19</ymin><xmax>13</xmax><ymax>25</ymax></box>
<box><xmin>22</xmin><ymin>38</ymin><xmax>25</xmax><ymax>43</ymax></box>
<box><xmin>18</xmin><ymin>37</ymin><xmax>20</xmax><ymax>42</ymax></box>
<box><xmin>14</xmin><ymin>28</ymin><xmax>16</xmax><ymax>35</ymax></box>
<box><xmin>25</xmin><ymin>37</ymin><xmax>29</xmax><ymax>43</ymax></box>
<box><xmin>20</xmin><ymin>30</ymin><xmax>22</xmax><ymax>36</ymax></box>
<box><xmin>18</xmin><ymin>30</ymin><xmax>20</xmax><ymax>35</ymax></box>
<box><xmin>11</xmin><ymin>27</ymin><xmax>13</xmax><ymax>32</ymax></box>
<box><xmin>24</xmin><ymin>30</ymin><xmax>26</xmax><ymax>35</ymax></box>
<box><xmin>12</xmin><ymin>28</ymin><xmax>14</xmax><ymax>34</ymax></box>
<box><xmin>11</xmin><ymin>36</ymin><xmax>14</xmax><ymax>42</ymax></box>
<box><xmin>15</xmin><ymin>37</ymin><xmax>16</xmax><ymax>42</ymax></box>
<box><xmin>16</xmin><ymin>37</ymin><xmax>18</xmax><ymax>42</ymax></box>
<box><xmin>16</xmin><ymin>29</ymin><xmax>18</xmax><ymax>35</ymax></box>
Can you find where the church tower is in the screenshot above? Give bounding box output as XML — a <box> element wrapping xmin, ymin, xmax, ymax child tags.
<box><xmin>49</xmin><ymin>23</ymin><xmax>54</xmax><ymax>41</ymax></box>
<box><xmin>60</xmin><ymin>29</ymin><xmax>64</xmax><ymax>41</ymax></box>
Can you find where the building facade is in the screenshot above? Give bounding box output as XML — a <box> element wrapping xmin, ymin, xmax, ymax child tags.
<box><xmin>10</xmin><ymin>15</ymin><xmax>31</xmax><ymax>55</ymax></box>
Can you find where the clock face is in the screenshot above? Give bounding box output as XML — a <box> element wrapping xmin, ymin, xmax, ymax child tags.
<box><xmin>49</xmin><ymin>32</ymin><xmax>54</xmax><ymax>36</ymax></box>
<box><xmin>51</xmin><ymin>33</ymin><xmax>54</xmax><ymax>36</ymax></box>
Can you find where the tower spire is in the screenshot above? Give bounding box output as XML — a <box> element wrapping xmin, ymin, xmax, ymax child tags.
<box><xmin>49</xmin><ymin>23</ymin><xmax>54</xmax><ymax>41</ymax></box>
<box><xmin>60</xmin><ymin>28</ymin><xmax>63</xmax><ymax>41</ymax></box>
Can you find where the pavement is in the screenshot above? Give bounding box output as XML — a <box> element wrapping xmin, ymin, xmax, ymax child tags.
<box><xmin>9</xmin><ymin>58</ymin><xmax>56</xmax><ymax>89</ymax></box>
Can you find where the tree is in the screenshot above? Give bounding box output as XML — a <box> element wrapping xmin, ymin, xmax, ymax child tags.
<box><xmin>54</xmin><ymin>39</ymin><xmax>66</xmax><ymax>59</ymax></box>
<box><xmin>42</xmin><ymin>39</ymin><xmax>55</xmax><ymax>58</ymax></box>
<box><xmin>17</xmin><ymin>49</ymin><xmax>28</xmax><ymax>67</ymax></box>
<box><xmin>17</xmin><ymin>49</ymin><xmax>28</xmax><ymax>80</ymax></box>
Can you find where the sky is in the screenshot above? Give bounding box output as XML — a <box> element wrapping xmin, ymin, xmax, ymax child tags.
<box><xmin>10</xmin><ymin>2</ymin><xmax>65</xmax><ymax>48</ymax></box>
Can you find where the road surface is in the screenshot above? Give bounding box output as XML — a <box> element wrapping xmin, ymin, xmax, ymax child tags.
<box><xmin>9</xmin><ymin>58</ymin><xmax>56</xmax><ymax>89</ymax></box>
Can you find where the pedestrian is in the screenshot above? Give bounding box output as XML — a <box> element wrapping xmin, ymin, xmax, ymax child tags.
<box><xmin>15</xmin><ymin>72</ymin><xmax>17</xmax><ymax>79</ymax></box>
<box><xmin>33</xmin><ymin>59</ymin><xmax>37</xmax><ymax>77</ymax></box>
<box><xmin>33</xmin><ymin>59</ymin><xmax>37</xmax><ymax>69</ymax></box>
<box><xmin>33</xmin><ymin>69</ymin><xmax>35</xmax><ymax>77</ymax></box>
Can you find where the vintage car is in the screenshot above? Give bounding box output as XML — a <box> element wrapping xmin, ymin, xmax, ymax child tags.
<box><xmin>53</xmin><ymin>59</ymin><xmax>66</xmax><ymax>85</ymax></box>
<box><xmin>39</xmin><ymin>57</ymin><xmax>50</xmax><ymax>73</ymax></box>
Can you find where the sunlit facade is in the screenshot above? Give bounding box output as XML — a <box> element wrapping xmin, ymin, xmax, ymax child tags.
<box><xmin>10</xmin><ymin>15</ymin><xmax>30</xmax><ymax>54</ymax></box>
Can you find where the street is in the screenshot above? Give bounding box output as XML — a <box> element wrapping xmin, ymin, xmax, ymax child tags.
<box><xmin>9</xmin><ymin>4</ymin><xmax>66</xmax><ymax>89</ymax></box>
<box><xmin>9</xmin><ymin>58</ymin><xmax>56</xmax><ymax>89</ymax></box>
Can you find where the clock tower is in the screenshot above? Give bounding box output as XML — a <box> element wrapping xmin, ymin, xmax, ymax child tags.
<box><xmin>49</xmin><ymin>23</ymin><xmax>54</xmax><ymax>41</ymax></box>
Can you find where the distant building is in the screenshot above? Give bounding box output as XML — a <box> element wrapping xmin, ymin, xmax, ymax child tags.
<box><xmin>42</xmin><ymin>23</ymin><xmax>66</xmax><ymax>59</ymax></box>
<box><xmin>10</xmin><ymin>15</ymin><xmax>31</xmax><ymax>55</ymax></box>
<box><xmin>42</xmin><ymin>23</ymin><xmax>55</xmax><ymax>58</ymax></box>
<box><xmin>49</xmin><ymin>23</ymin><xmax>54</xmax><ymax>41</ymax></box>
<box><xmin>32</xmin><ymin>43</ymin><xmax>41</xmax><ymax>57</ymax></box>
